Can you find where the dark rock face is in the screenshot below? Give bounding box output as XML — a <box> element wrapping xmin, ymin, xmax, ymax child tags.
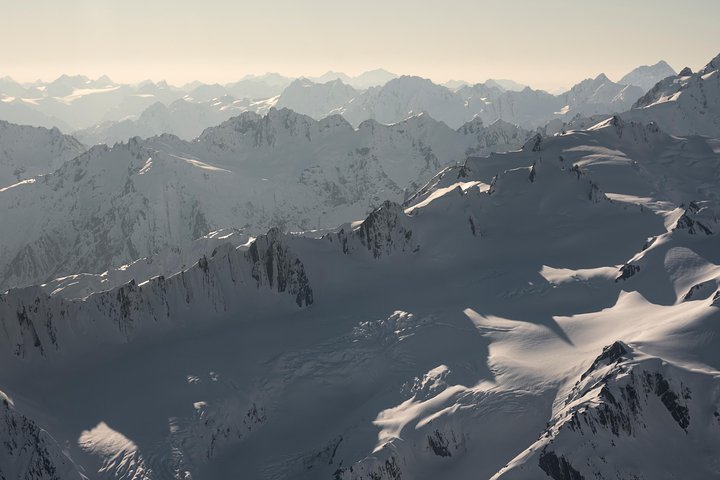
<box><xmin>615</xmin><ymin>264</ymin><xmax>640</xmax><ymax>282</ymax></box>
<box><xmin>427</xmin><ymin>429</ymin><xmax>455</xmax><ymax>457</ymax></box>
<box><xmin>355</xmin><ymin>202</ymin><xmax>414</xmax><ymax>258</ymax></box>
<box><xmin>645</xmin><ymin>372</ymin><xmax>690</xmax><ymax>431</ymax></box>
<box><xmin>246</xmin><ymin>228</ymin><xmax>314</xmax><ymax>307</ymax></box>
<box><xmin>675</xmin><ymin>202</ymin><xmax>714</xmax><ymax>235</ymax></box>
<box><xmin>330</xmin><ymin>201</ymin><xmax>416</xmax><ymax>259</ymax></box>
<box><xmin>336</xmin><ymin>456</ymin><xmax>403</xmax><ymax>480</ymax></box>
<box><xmin>581</xmin><ymin>341</ymin><xmax>628</xmax><ymax>380</ymax></box>
<box><xmin>0</xmin><ymin>229</ymin><xmax>314</xmax><ymax>359</ymax></box>
<box><xmin>679</xmin><ymin>67</ymin><xmax>693</xmax><ymax>76</ymax></box>
<box><xmin>675</xmin><ymin>213</ymin><xmax>713</xmax><ymax>235</ymax></box>
<box><xmin>523</xmin><ymin>134</ymin><xmax>542</xmax><ymax>152</ymax></box>
<box><xmin>683</xmin><ymin>282</ymin><xmax>712</xmax><ymax>301</ymax></box>
<box><xmin>538</xmin><ymin>450</ymin><xmax>584</xmax><ymax>480</ymax></box>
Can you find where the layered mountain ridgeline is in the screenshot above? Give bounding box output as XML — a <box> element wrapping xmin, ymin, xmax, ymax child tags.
<box><xmin>0</xmin><ymin>60</ymin><xmax>671</xmax><ymax>146</ymax></box>
<box><xmin>0</xmin><ymin>228</ymin><xmax>312</xmax><ymax>359</ymax></box>
<box><xmin>0</xmin><ymin>101</ymin><xmax>718</xmax><ymax>480</ymax></box>
<box><xmin>0</xmin><ymin>108</ymin><xmax>531</xmax><ymax>291</ymax></box>
<box><xmin>276</xmin><ymin>74</ymin><xmax>646</xmax><ymax>130</ymax></box>
<box><xmin>41</xmin><ymin>228</ymin><xmax>250</xmax><ymax>300</ymax></box>
<box><xmin>74</xmin><ymin>95</ymin><xmax>283</xmax><ymax>146</ymax></box>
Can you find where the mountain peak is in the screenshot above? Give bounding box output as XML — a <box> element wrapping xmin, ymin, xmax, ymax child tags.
<box><xmin>594</xmin><ymin>72</ymin><xmax>610</xmax><ymax>83</ymax></box>
<box><xmin>619</xmin><ymin>60</ymin><xmax>677</xmax><ymax>91</ymax></box>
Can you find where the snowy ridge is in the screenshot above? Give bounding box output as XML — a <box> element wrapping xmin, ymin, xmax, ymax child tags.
<box><xmin>0</xmin><ymin>120</ymin><xmax>85</xmax><ymax>187</ymax></box>
<box><xmin>625</xmin><ymin>52</ymin><xmax>720</xmax><ymax>137</ymax></box>
<box><xmin>0</xmin><ymin>109</ymin><xmax>531</xmax><ymax>291</ymax></box>
<box><xmin>0</xmin><ymin>228</ymin><xmax>312</xmax><ymax>359</ymax></box>
<box><xmin>41</xmin><ymin>228</ymin><xmax>250</xmax><ymax>300</ymax></box>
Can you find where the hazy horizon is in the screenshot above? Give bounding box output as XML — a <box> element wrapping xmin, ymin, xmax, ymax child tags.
<box><xmin>3</xmin><ymin>0</ymin><xmax>719</xmax><ymax>91</ymax></box>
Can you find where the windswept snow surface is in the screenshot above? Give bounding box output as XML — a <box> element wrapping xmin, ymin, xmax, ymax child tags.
<box><xmin>0</xmin><ymin>115</ymin><xmax>719</xmax><ymax>479</ymax></box>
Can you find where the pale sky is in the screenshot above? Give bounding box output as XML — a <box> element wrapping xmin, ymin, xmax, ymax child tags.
<box><xmin>2</xmin><ymin>0</ymin><xmax>719</xmax><ymax>91</ymax></box>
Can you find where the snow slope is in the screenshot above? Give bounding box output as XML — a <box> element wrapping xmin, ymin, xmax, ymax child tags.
<box><xmin>0</xmin><ymin>117</ymin><xmax>718</xmax><ymax>479</ymax></box>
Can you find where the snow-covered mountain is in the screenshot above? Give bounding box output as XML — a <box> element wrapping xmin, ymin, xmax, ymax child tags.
<box><xmin>75</xmin><ymin>96</ymin><xmax>277</xmax><ymax>145</ymax></box>
<box><xmin>224</xmin><ymin>73</ymin><xmax>293</xmax><ymax>100</ymax></box>
<box><xmin>0</xmin><ymin>115</ymin><xmax>718</xmax><ymax>479</ymax></box>
<box><xmin>619</xmin><ymin>60</ymin><xmax>677</xmax><ymax>92</ymax></box>
<box><xmin>341</xmin><ymin>76</ymin><xmax>471</xmax><ymax>128</ymax></box>
<box><xmin>557</xmin><ymin>73</ymin><xmax>644</xmax><ymax>117</ymax></box>
<box><xmin>0</xmin><ymin>69</ymin><xmax>653</xmax><ymax>144</ymax></box>
<box><xmin>282</xmin><ymin>74</ymin><xmax>644</xmax><ymax>130</ymax></box>
<box><xmin>276</xmin><ymin>78</ymin><xmax>358</xmax><ymax>120</ymax></box>
<box><xmin>0</xmin><ymin>77</ymin><xmax>29</xmax><ymax>98</ymax></box>
<box><xmin>0</xmin><ymin>121</ymin><xmax>85</xmax><ymax>187</ymax></box>
<box><xmin>0</xmin><ymin>98</ymin><xmax>73</xmax><ymax>131</ymax></box>
<box><xmin>0</xmin><ymin>108</ymin><xmax>531</xmax><ymax>291</ymax></box>
<box><xmin>0</xmin><ymin>75</ymin><xmax>187</xmax><ymax>130</ymax></box>
<box><xmin>625</xmin><ymin>52</ymin><xmax>720</xmax><ymax>137</ymax></box>
<box><xmin>311</xmin><ymin>69</ymin><xmax>398</xmax><ymax>89</ymax></box>
<box><xmin>41</xmin><ymin>228</ymin><xmax>251</xmax><ymax>300</ymax></box>
<box><xmin>485</xmin><ymin>78</ymin><xmax>528</xmax><ymax>92</ymax></box>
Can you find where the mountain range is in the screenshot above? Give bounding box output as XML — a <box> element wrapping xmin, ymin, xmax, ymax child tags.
<box><xmin>0</xmin><ymin>62</ymin><xmax>676</xmax><ymax>145</ymax></box>
<box><xmin>0</xmin><ymin>110</ymin><xmax>718</xmax><ymax>479</ymax></box>
<box><xmin>0</xmin><ymin>52</ymin><xmax>719</xmax><ymax>480</ymax></box>
<box><xmin>0</xmin><ymin>108</ymin><xmax>531</xmax><ymax>291</ymax></box>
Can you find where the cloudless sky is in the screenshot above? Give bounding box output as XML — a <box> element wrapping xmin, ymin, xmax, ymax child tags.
<box><xmin>2</xmin><ymin>0</ymin><xmax>719</xmax><ymax>91</ymax></box>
